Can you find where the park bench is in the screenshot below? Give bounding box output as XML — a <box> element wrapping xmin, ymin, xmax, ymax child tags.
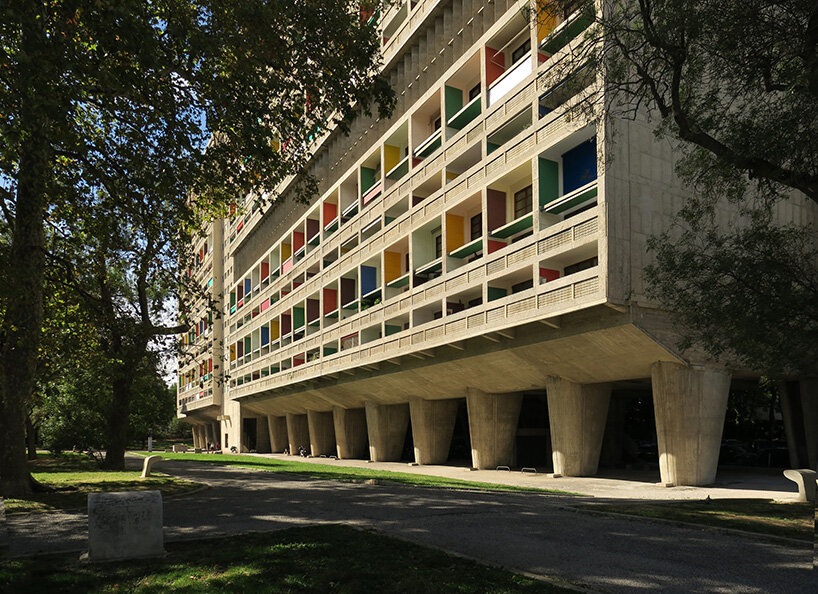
<box><xmin>140</xmin><ymin>455</ymin><xmax>163</xmax><ymax>478</ymax></box>
<box><xmin>782</xmin><ymin>468</ymin><xmax>816</xmax><ymax>503</ymax></box>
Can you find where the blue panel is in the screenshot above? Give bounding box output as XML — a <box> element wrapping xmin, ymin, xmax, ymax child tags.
<box><xmin>260</xmin><ymin>326</ymin><xmax>270</xmax><ymax>346</ymax></box>
<box><xmin>561</xmin><ymin>137</ymin><xmax>597</xmax><ymax>194</ymax></box>
<box><xmin>360</xmin><ymin>265</ymin><xmax>377</xmax><ymax>296</ymax></box>
<box><xmin>244</xmin><ymin>278</ymin><xmax>251</xmax><ymax>294</ymax></box>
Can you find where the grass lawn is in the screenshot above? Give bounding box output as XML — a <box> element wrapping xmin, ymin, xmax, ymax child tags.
<box><xmin>133</xmin><ymin>451</ymin><xmax>578</xmax><ymax>496</ymax></box>
<box><xmin>586</xmin><ymin>498</ymin><xmax>814</xmax><ymax>542</ymax></box>
<box><xmin>3</xmin><ymin>453</ymin><xmax>203</xmax><ymax>514</ymax></box>
<box><xmin>0</xmin><ymin>524</ymin><xmax>572</xmax><ymax>593</ymax></box>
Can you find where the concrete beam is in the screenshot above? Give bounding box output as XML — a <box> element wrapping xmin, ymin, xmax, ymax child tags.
<box><xmin>410</xmin><ymin>399</ymin><xmax>459</xmax><ymax>465</ymax></box>
<box><xmin>286</xmin><ymin>413</ymin><xmax>310</xmax><ymax>456</ymax></box>
<box><xmin>546</xmin><ymin>377</ymin><xmax>610</xmax><ymax>476</ymax></box>
<box><xmin>651</xmin><ymin>362</ymin><xmax>731</xmax><ymax>486</ymax></box>
<box><xmin>267</xmin><ymin>415</ymin><xmax>289</xmax><ymax>453</ymax></box>
<box><xmin>307</xmin><ymin>410</ymin><xmax>336</xmax><ymax>457</ymax></box>
<box><xmin>365</xmin><ymin>402</ymin><xmax>409</xmax><ymax>461</ymax></box>
<box><xmin>466</xmin><ymin>389</ymin><xmax>523</xmax><ymax>470</ymax></box>
<box><xmin>333</xmin><ymin>407</ymin><xmax>369</xmax><ymax>459</ymax></box>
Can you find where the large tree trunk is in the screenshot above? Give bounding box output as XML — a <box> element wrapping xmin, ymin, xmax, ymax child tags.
<box><xmin>25</xmin><ymin>415</ymin><xmax>38</xmax><ymax>461</ymax></box>
<box><xmin>0</xmin><ymin>102</ymin><xmax>49</xmax><ymax>497</ymax></box>
<box><xmin>104</xmin><ymin>369</ymin><xmax>134</xmax><ymax>470</ymax></box>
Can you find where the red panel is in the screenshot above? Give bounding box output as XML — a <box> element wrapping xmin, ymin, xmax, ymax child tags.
<box><xmin>260</xmin><ymin>298</ymin><xmax>270</xmax><ymax>312</ymax></box>
<box><xmin>293</xmin><ymin>231</ymin><xmax>305</xmax><ymax>252</ymax></box>
<box><xmin>307</xmin><ymin>298</ymin><xmax>320</xmax><ymax>322</ymax></box>
<box><xmin>261</xmin><ymin>261</ymin><xmax>270</xmax><ymax>279</ymax></box>
<box><xmin>486</xmin><ymin>188</ymin><xmax>506</xmax><ymax>231</ymax></box>
<box><xmin>323</xmin><ymin>203</ymin><xmax>338</xmax><ymax>226</ymax></box>
<box><xmin>306</xmin><ymin>218</ymin><xmax>320</xmax><ymax>239</ymax></box>
<box><xmin>487</xmin><ymin>240</ymin><xmax>506</xmax><ymax>254</ymax></box>
<box><xmin>485</xmin><ymin>47</ymin><xmax>506</xmax><ymax>86</ymax></box>
<box><xmin>537</xmin><ymin>52</ymin><xmax>550</xmax><ymax>64</ymax></box>
<box><xmin>540</xmin><ymin>268</ymin><xmax>561</xmax><ymax>282</ymax></box>
<box><xmin>323</xmin><ymin>288</ymin><xmax>338</xmax><ymax>314</ymax></box>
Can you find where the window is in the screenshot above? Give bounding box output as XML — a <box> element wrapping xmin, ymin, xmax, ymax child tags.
<box><xmin>434</xmin><ymin>234</ymin><xmax>442</xmax><ymax>258</ymax></box>
<box><xmin>468</xmin><ymin>83</ymin><xmax>481</xmax><ymax>101</ymax></box>
<box><xmin>511</xmin><ymin>39</ymin><xmax>531</xmax><ymax>65</ymax></box>
<box><xmin>470</xmin><ymin>213</ymin><xmax>482</xmax><ymax>240</ymax></box>
<box><xmin>433</xmin><ymin>116</ymin><xmax>441</xmax><ymax>131</ymax></box>
<box><xmin>514</xmin><ymin>185</ymin><xmax>533</xmax><ymax>218</ymax></box>
<box><xmin>512</xmin><ymin>279</ymin><xmax>533</xmax><ymax>294</ymax></box>
<box><xmin>564</xmin><ymin>256</ymin><xmax>598</xmax><ymax>276</ymax></box>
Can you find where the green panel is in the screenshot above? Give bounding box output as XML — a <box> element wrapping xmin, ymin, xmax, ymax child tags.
<box><xmin>487</xmin><ymin>142</ymin><xmax>501</xmax><ymax>155</ymax></box>
<box><xmin>541</xmin><ymin>9</ymin><xmax>594</xmax><ymax>54</ymax></box>
<box><xmin>487</xmin><ymin>287</ymin><xmax>508</xmax><ymax>302</ymax></box>
<box><xmin>445</xmin><ymin>86</ymin><xmax>464</xmax><ymax>122</ymax></box>
<box><xmin>293</xmin><ymin>306</ymin><xmax>305</xmax><ymax>329</ymax></box>
<box><xmin>386</xmin><ymin>157</ymin><xmax>409</xmax><ymax>181</ymax></box>
<box><xmin>449</xmin><ymin>237</ymin><xmax>483</xmax><ymax>258</ymax></box>
<box><xmin>244</xmin><ymin>337</ymin><xmax>251</xmax><ymax>352</ymax></box>
<box><xmin>489</xmin><ymin>214</ymin><xmax>533</xmax><ymax>239</ymax></box>
<box><xmin>386</xmin><ymin>272</ymin><xmax>410</xmax><ymax>288</ymax></box>
<box><xmin>416</xmin><ymin>134</ymin><xmax>442</xmax><ymax>158</ymax></box>
<box><xmin>323</xmin><ymin>346</ymin><xmax>338</xmax><ymax>356</ymax></box>
<box><xmin>230</xmin><ymin>291</ymin><xmax>236</xmax><ymax>307</ymax></box>
<box><xmin>385</xmin><ymin>324</ymin><xmax>402</xmax><ymax>336</ymax></box>
<box><xmin>447</xmin><ymin>97</ymin><xmax>481</xmax><ymax>130</ymax></box>
<box><xmin>361</xmin><ymin>166</ymin><xmax>377</xmax><ymax>193</ymax></box>
<box><xmin>539</xmin><ymin>158</ymin><xmax>559</xmax><ymax>206</ymax></box>
<box><xmin>544</xmin><ymin>186</ymin><xmax>598</xmax><ymax>214</ymax></box>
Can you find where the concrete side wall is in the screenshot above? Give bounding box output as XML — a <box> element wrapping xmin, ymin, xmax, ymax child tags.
<box><xmin>307</xmin><ymin>410</ymin><xmax>336</xmax><ymax>457</ymax></box>
<box><xmin>410</xmin><ymin>399</ymin><xmax>459</xmax><ymax>465</ymax></box>
<box><xmin>365</xmin><ymin>402</ymin><xmax>410</xmax><ymax>462</ymax></box>
<box><xmin>466</xmin><ymin>389</ymin><xmax>522</xmax><ymax>469</ymax></box>
<box><xmin>333</xmin><ymin>407</ymin><xmax>369</xmax><ymax>459</ymax></box>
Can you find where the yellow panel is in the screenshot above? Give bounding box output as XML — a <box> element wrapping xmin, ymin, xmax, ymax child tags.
<box><xmin>281</xmin><ymin>243</ymin><xmax>291</xmax><ymax>260</ymax></box>
<box><xmin>537</xmin><ymin>0</ymin><xmax>557</xmax><ymax>42</ymax></box>
<box><xmin>384</xmin><ymin>251</ymin><xmax>402</xmax><ymax>282</ymax></box>
<box><xmin>446</xmin><ymin>214</ymin><xmax>465</xmax><ymax>251</ymax></box>
<box><xmin>445</xmin><ymin>170</ymin><xmax>459</xmax><ymax>180</ymax></box>
<box><xmin>270</xmin><ymin>320</ymin><xmax>280</xmax><ymax>339</ymax></box>
<box><xmin>384</xmin><ymin>144</ymin><xmax>401</xmax><ymax>173</ymax></box>
<box><xmin>229</xmin><ymin>344</ymin><xmax>236</xmax><ymax>362</ymax></box>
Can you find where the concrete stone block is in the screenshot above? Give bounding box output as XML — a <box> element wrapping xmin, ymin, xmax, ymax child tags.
<box><xmin>86</xmin><ymin>491</ymin><xmax>164</xmax><ymax>562</ymax></box>
<box><xmin>172</xmin><ymin>444</ymin><xmax>187</xmax><ymax>453</ymax></box>
<box><xmin>783</xmin><ymin>469</ymin><xmax>816</xmax><ymax>503</ymax></box>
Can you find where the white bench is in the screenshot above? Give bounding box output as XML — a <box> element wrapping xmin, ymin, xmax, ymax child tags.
<box><xmin>783</xmin><ymin>469</ymin><xmax>816</xmax><ymax>503</ymax></box>
<box><xmin>140</xmin><ymin>455</ymin><xmax>163</xmax><ymax>479</ymax></box>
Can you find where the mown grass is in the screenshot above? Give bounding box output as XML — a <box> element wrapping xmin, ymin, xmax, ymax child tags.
<box><xmin>0</xmin><ymin>524</ymin><xmax>573</xmax><ymax>593</ymax></box>
<box><xmin>3</xmin><ymin>453</ymin><xmax>202</xmax><ymax>514</ymax></box>
<box><xmin>586</xmin><ymin>498</ymin><xmax>814</xmax><ymax>542</ymax></box>
<box><xmin>133</xmin><ymin>452</ymin><xmax>579</xmax><ymax>496</ymax></box>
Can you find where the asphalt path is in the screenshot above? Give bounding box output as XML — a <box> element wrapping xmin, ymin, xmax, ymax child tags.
<box><xmin>7</xmin><ymin>457</ymin><xmax>816</xmax><ymax>593</ymax></box>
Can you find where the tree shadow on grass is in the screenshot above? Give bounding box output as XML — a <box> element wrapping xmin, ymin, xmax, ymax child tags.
<box><xmin>0</xmin><ymin>525</ymin><xmax>570</xmax><ymax>593</ymax></box>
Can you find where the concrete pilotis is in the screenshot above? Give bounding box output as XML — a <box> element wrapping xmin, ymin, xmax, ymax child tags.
<box><xmin>191</xmin><ymin>426</ymin><xmax>200</xmax><ymax>449</ymax></box>
<box><xmin>333</xmin><ymin>407</ymin><xmax>368</xmax><ymax>459</ymax></box>
<box><xmin>409</xmin><ymin>399</ymin><xmax>459</xmax><ymax>465</ymax></box>
<box><xmin>286</xmin><ymin>413</ymin><xmax>310</xmax><ymax>455</ymax></box>
<box><xmin>267</xmin><ymin>415</ymin><xmax>289</xmax><ymax>453</ymax></box>
<box><xmin>466</xmin><ymin>389</ymin><xmax>523</xmax><ymax>470</ymax></box>
<box><xmin>651</xmin><ymin>362</ymin><xmax>731</xmax><ymax>486</ymax></box>
<box><xmin>307</xmin><ymin>410</ymin><xmax>336</xmax><ymax>457</ymax></box>
<box><xmin>365</xmin><ymin>402</ymin><xmax>410</xmax><ymax>461</ymax></box>
<box><xmin>546</xmin><ymin>377</ymin><xmax>611</xmax><ymax>476</ymax></box>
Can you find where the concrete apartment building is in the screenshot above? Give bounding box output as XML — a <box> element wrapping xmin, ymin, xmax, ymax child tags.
<box><xmin>177</xmin><ymin>0</ymin><xmax>818</xmax><ymax>487</ymax></box>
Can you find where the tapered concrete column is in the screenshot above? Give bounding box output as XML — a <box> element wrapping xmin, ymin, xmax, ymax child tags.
<box><xmin>204</xmin><ymin>423</ymin><xmax>214</xmax><ymax>446</ymax></box>
<box><xmin>365</xmin><ymin>402</ymin><xmax>409</xmax><ymax>461</ymax></box>
<box><xmin>546</xmin><ymin>377</ymin><xmax>611</xmax><ymax>476</ymax></box>
<box><xmin>333</xmin><ymin>407</ymin><xmax>368</xmax><ymax>459</ymax></box>
<box><xmin>198</xmin><ymin>426</ymin><xmax>207</xmax><ymax>449</ymax></box>
<box><xmin>256</xmin><ymin>416</ymin><xmax>271</xmax><ymax>453</ymax></box>
<box><xmin>286</xmin><ymin>413</ymin><xmax>310</xmax><ymax>455</ymax></box>
<box><xmin>307</xmin><ymin>410</ymin><xmax>336</xmax><ymax>457</ymax></box>
<box><xmin>410</xmin><ymin>399</ymin><xmax>459</xmax><ymax>465</ymax></box>
<box><xmin>651</xmin><ymin>362</ymin><xmax>731</xmax><ymax>486</ymax></box>
<box><xmin>466</xmin><ymin>389</ymin><xmax>523</xmax><ymax>470</ymax></box>
<box><xmin>267</xmin><ymin>416</ymin><xmax>289</xmax><ymax>453</ymax></box>
<box><xmin>191</xmin><ymin>426</ymin><xmax>200</xmax><ymax>449</ymax></box>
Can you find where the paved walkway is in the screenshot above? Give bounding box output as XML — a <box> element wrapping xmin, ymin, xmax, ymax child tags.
<box><xmin>6</xmin><ymin>456</ymin><xmax>814</xmax><ymax>593</ymax></box>
<box><xmin>248</xmin><ymin>453</ymin><xmax>800</xmax><ymax>501</ymax></box>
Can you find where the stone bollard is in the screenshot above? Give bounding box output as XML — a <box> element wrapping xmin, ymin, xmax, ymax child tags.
<box><xmin>85</xmin><ymin>491</ymin><xmax>164</xmax><ymax>562</ymax></box>
<box><xmin>141</xmin><ymin>455</ymin><xmax>162</xmax><ymax>478</ymax></box>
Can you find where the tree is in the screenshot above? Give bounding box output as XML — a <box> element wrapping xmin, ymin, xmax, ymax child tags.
<box><xmin>0</xmin><ymin>0</ymin><xmax>394</xmax><ymax>495</ymax></box>
<box><xmin>536</xmin><ymin>0</ymin><xmax>818</xmax><ymax>375</ymax></box>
